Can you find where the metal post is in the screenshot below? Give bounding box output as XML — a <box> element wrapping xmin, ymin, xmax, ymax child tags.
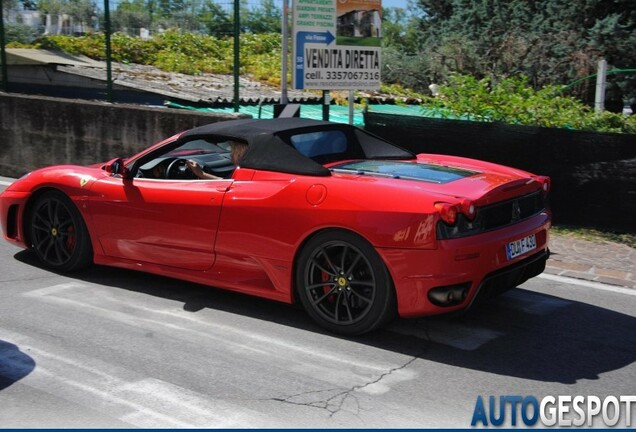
<box><xmin>594</xmin><ymin>59</ymin><xmax>607</xmax><ymax>113</ymax></box>
<box><xmin>148</xmin><ymin>0</ymin><xmax>154</xmax><ymax>32</ymax></box>
<box><xmin>233</xmin><ymin>0</ymin><xmax>240</xmax><ymax>112</ymax></box>
<box><xmin>322</xmin><ymin>90</ymin><xmax>330</xmax><ymax>121</ymax></box>
<box><xmin>280</xmin><ymin>0</ymin><xmax>289</xmax><ymax>104</ymax></box>
<box><xmin>0</xmin><ymin>0</ymin><xmax>8</xmax><ymax>92</ymax></box>
<box><xmin>104</xmin><ymin>0</ymin><xmax>113</xmax><ymax>102</ymax></box>
<box><xmin>348</xmin><ymin>90</ymin><xmax>354</xmax><ymax>124</ymax></box>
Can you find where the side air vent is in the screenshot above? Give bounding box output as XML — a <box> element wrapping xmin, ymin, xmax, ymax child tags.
<box><xmin>6</xmin><ymin>204</ymin><xmax>18</xmax><ymax>239</ymax></box>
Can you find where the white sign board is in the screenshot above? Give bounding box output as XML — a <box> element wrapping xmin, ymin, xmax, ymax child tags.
<box><xmin>292</xmin><ymin>0</ymin><xmax>382</xmax><ymax>90</ymax></box>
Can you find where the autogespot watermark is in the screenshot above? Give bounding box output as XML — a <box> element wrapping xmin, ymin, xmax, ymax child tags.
<box><xmin>471</xmin><ymin>395</ymin><xmax>636</xmax><ymax>427</ymax></box>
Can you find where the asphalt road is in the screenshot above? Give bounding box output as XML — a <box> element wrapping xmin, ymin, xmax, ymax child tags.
<box><xmin>1</xmin><ymin>178</ymin><xmax>635</xmax><ymax>428</ymax></box>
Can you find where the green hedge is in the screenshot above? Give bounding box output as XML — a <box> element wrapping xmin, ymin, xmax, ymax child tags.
<box><xmin>423</xmin><ymin>75</ymin><xmax>636</xmax><ymax>134</ymax></box>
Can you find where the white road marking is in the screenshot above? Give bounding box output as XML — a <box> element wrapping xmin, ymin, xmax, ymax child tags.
<box><xmin>539</xmin><ymin>273</ymin><xmax>636</xmax><ymax>296</ymax></box>
<box><xmin>22</xmin><ymin>282</ymin><xmax>84</xmax><ymax>297</ymax></box>
<box><xmin>21</xmin><ymin>273</ymin><xmax>632</xmax><ymax>386</ymax></box>
<box><xmin>115</xmin><ymin>379</ymin><xmax>250</xmax><ymax>427</ymax></box>
<box><xmin>0</xmin><ymin>179</ymin><xmax>14</xmax><ymax>186</ymax></box>
<box><xmin>26</xmin><ymin>282</ymin><xmax>393</xmax><ymax>368</ymax></box>
<box><xmin>23</xmin><ymin>282</ymin><xmax>407</xmax><ymax>388</ymax></box>
<box><xmin>1</xmin><ymin>330</ymin><xmax>274</xmax><ymax>428</ymax></box>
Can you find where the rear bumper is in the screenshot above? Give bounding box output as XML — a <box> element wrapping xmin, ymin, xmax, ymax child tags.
<box><xmin>468</xmin><ymin>248</ymin><xmax>549</xmax><ymax>308</ymax></box>
<box><xmin>378</xmin><ymin>211</ymin><xmax>551</xmax><ymax>317</ymax></box>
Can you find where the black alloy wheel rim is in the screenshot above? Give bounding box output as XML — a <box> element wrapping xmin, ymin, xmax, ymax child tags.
<box><xmin>31</xmin><ymin>197</ymin><xmax>78</xmax><ymax>267</ymax></box>
<box><xmin>304</xmin><ymin>241</ymin><xmax>377</xmax><ymax>325</ymax></box>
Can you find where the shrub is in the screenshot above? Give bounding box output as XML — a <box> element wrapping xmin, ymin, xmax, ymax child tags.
<box><xmin>4</xmin><ymin>23</ymin><xmax>38</xmax><ymax>44</ymax></box>
<box><xmin>424</xmin><ymin>74</ymin><xmax>636</xmax><ymax>134</ymax></box>
<box><xmin>24</xmin><ymin>30</ymin><xmax>285</xmax><ymax>79</ymax></box>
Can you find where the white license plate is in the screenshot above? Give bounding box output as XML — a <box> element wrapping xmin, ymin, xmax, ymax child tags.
<box><xmin>506</xmin><ymin>234</ymin><xmax>537</xmax><ymax>260</ymax></box>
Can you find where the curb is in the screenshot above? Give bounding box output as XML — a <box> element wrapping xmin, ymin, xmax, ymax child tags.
<box><xmin>545</xmin><ymin>262</ymin><xmax>636</xmax><ymax>289</ymax></box>
<box><xmin>547</xmin><ymin>234</ymin><xmax>636</xmax><ymax>290</ymax></box>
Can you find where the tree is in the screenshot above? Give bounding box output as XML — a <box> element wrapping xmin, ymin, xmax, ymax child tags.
<box><xmin>2</xmin><ymin>0</ymin><xmax>19</xmax><ymax>12</ymax></box>
<box><xmin>37</xmin><ymin>0</ymin><xmax>64</xmax><ymax>14</ymax></box>
<box><xmin>382</xmin><ymin>6</ymin><xmax>420</xmax><ymax>54</ymax></box>
<box><xmin>112</xmin><ymin>0</ymin><xmax>152</xmax><ymax>33</ymax></box>
<box><xmin>199</xmin><ymin>0</ymin><xmax>232</xmax><ymax>36</ymax></box>
<box><xmin>410</xmin><ymin>0</ymin><xmax>636</xmax><ymax>105</ymax></box>
<box><xmin>243</xmin><ymin>0</ymin><xmax>280</xmax><ymax>33</ymax></box>
<box><xmin>2</xmin><ymin>0</ymin><xmax>40</xmax><ymax>43</ymax></box>
<box><xmin>156</xmin><ymin>0</ymin><xmax>187</xmax><ymax>17</ymax></box>
<box><xmin>66</xmin><ymin>0</ymin><xmax>96</xmax><ymax>26</ymax></box>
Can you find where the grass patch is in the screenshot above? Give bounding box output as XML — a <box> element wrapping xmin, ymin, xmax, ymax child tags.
<box><xmin>552</xmin><ymin>225</ymin><xmax>636</xmax><ymax>249</ymax></box>
<box><xmin>335</xmin><ymin>36</ymin><xmax>381</xmax><ymax>47</ymax></box>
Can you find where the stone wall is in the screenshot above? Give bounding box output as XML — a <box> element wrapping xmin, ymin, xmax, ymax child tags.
<box><xmin>0</xmin><ymin>92</ymin><xmax>248</xmax><ymax>178</ymax></box>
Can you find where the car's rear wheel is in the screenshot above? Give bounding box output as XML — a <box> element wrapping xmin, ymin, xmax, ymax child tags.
<box><xmin>296</xmin><ymin>230</ymin><xmax>396</xmax><ymax>335</ymax></box>
<box><xmin>29</xmin><ymin>191</ymin><xmax>93</xmax><ymax>272</ymax></box>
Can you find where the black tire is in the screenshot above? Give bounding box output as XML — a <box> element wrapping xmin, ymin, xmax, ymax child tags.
<box><xmin>29</xmin><ymin>191</ymin><xmax>93</xmax><ymax>272</ymax></box>
<box><xmin>296</xmin><ymin>230</ymin><xmax>396</xmax><ymax>335</ymax></box>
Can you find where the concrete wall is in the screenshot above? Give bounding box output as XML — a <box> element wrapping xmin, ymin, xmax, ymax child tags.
<box><xmin>0</xmin><ymin>92</ymin><xmax>248</xmax><ymax>178</ymax></box>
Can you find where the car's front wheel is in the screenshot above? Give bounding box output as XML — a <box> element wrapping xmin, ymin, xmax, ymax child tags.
<box><xmin>296</xmin><ymin>230</ymin><xmax>396</xmax><ymax>335</ymax></box>
<box><xmin>29</xmin><ymin>191</ymin><xmax>93</xmax><ymax>272</ymax></box>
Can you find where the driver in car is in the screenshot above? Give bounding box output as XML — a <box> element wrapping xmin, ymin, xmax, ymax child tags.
<box><xmin>186</xmin><ymin>141</ymin><xmax>248</xmax><ymax>179</ymax></box>
<box><xmin>152</xmin><ymin>163</ymin><xmax>166</xmax><ymax>178</ymax></box>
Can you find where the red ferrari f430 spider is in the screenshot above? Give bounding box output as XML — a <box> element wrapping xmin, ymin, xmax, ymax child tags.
<box><xmin>0</xmin><ymin>118</ymin><xmax>551</xmax><ymax>334</ymax></box>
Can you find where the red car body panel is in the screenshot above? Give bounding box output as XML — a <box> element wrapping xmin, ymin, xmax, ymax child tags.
<box><xmin>378</xmin><ymin>215</ymin><xmax>550</xmax><ymax>316</ymax></box>
<box><xmin>0</xmin><ymin>119</ymin><xmax>551</xmax><ymax>322</ymax></box>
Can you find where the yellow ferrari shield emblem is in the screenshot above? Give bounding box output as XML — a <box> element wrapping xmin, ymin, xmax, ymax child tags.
<box><xmin>80</xmin><ymin>177</ymin><xmax>89</xmax><ymax>188</ymax></box>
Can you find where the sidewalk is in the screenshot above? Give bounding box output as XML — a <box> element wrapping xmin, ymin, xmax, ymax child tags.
<box><xmin>547</xmin><ymin>233</ymin><xmax>636</xmax><ymax>289</ymax></box>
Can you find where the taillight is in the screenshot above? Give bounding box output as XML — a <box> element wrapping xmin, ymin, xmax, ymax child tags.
<box><xmin>460</xmin><ymin>198</ymin><xmax>477</xmax><ymax>221</ymax></box>
<box><xmin>537</xmin><ymin>176</ymin><xmax>551</xmax><ymax>194</ymax></box>
<box><xmin>435</xmin><ymin>202</ymin><xmax>459</xmax><ymax>225</ymax></box>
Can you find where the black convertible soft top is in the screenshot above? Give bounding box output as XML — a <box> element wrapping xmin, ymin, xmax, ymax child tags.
<box><xmin>179</xmin><ymin>118</ymin><xmax>415</xmax><ymax>177</ymax></box>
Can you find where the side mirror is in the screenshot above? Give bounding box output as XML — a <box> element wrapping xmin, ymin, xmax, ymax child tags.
<box><xmin>102</xmin><ymin>158</ymin><xmax>131</xmax><ymax>178</ymax></box>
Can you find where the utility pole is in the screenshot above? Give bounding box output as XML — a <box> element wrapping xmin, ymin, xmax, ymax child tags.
<box><xmin>594</xmin><ymin>59</ymin><xmax>607</xmax><ymax>113</ymax></box>
<box><xmin>0</xmin><ymin>0</ymin><xmax>8</xmax><ymax>92</ymax></box>
<box><xmin>233</xmin><ymin>0</ymin><xmax>240</xmax><ymax>112</ymax></box>
<box><xmin>104</xmin><ymin>0</ymin><xmax>113</xmax><ymax>102</ymax></box>
<box><xmin>281</xmin><ymin>0</ymin><xmax>288</xmax><ymax>104</ymax></box>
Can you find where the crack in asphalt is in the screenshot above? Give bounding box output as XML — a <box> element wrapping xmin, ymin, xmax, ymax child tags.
<box><xmin>271</xmin><ymin>355</ymin><xmax>421</xmax><ymax>417</ymax></box>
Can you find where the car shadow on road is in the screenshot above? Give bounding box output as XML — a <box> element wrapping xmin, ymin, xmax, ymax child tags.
<box><xmin>368</xmin><ymin>294</ymin><xmax>636</xmax><ymax>385</ymax></box>
<box><xmin>0</xmin><ymin>340</ymin><xmax>36</xmax><ymax>391</ymax></box>
<box><xmin>14</xmin><ymin>250</ymin><xmax>636</xmax><ymax>385</ymax></box>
